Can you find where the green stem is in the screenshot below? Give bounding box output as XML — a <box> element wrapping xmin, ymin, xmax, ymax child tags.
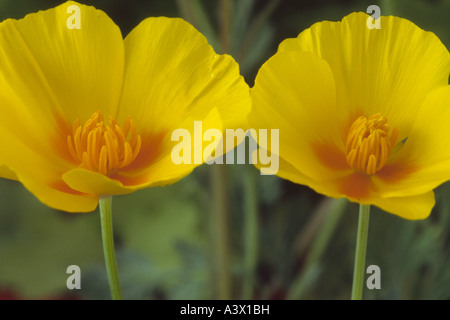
<box><xmin>351</xmin><ymin>204</ymin><xmax>371</xmax><ymax>300</ymax></box>
<box><xmin>242</xmin><ymin>166</ymin><xmax>258</xmax><ymax>299</ymax></box>
<box><xmin>379</xmin><ymin>0</ymin><xmax>394</xmax><ymax>15</ymax></box>
<box><xmin>287</xmin><ymin>198</ymin><xmax>347</xmax><ymax>299</ymax></box>
<box><xmin>211</xmin><ymin>165</ymin><xmax>231</xmax><ymax>299</ymax></box>
<box><xmin>175</xmin><ymin>0</ymin><xmax>219</xmax><ymax>51</ymax></box>
<box><xmin>99</xmin><ymin>195</ymin><xmax>123</xmax><ymax>300</ymax></box>
<box><xmin>209</xmin><ymin>0</ymin><xmax>232</xmax><ymax>300</ymax></box>
<box><xmin>237</xmin><ymin>0</ymin><xmax>281</xmax><ymax>62</ymax></box>
<box><xmin>219</xmin><ymin>0</ymin><xmax>232</xmax><ymax>54</ymax></box>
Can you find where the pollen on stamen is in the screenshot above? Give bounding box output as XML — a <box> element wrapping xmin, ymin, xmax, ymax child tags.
<box><xmin>67</xmin><ymin>112</ymin><xmax>142</xmax><ymax>176</ymax></box>
<box><xmin>345</xmin><ymin>113</ymin><xmax>399</xmax><ymax>175</ymax></box>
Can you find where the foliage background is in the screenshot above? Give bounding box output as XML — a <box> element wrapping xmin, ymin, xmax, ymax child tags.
<box><xmin>0</xmin><ymin>0</ymin><xmax>449</xmax><ymax>300</ymax></box>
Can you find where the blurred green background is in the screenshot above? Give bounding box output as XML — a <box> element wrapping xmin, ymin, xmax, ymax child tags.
<box><xmin>0</xmin><ymin>0</ymin><xmax>449</xmax><ymax>300</ymax></box>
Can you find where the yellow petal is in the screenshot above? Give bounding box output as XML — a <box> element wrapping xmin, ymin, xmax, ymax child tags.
<box><xmin>20</xmin><ymin>172</ymin><xmax>99</xmax><ymax>213</ymax></box>
<box><xmin>271</xmin><ymin>153</ymin><xmax>434</xmax><ymax>220</ymax></box>
<box><xmin>0</xmin><ymin>164</ymin><xmax>18</xmax><ymax>180</ymax></box>
<box><xmin>374</xmin><ymin>86</ymin><xmax>450</xmax><ymax>197</ymax></box>
<box><xmin>0</xmin><ymin>0</ymin><xmax>124</xmax><ymax>167</ymax></box>
<box><xmin>117</xmin><ymin>16</ymin><xmax>250</xmax><ymax>170</ymax></box>
<box><xmin>255</xmin><ymin>153</ymin><xmax>344</xmax><ymax>199</ymax></box>
<box><xmin>259</xmin><ymin>146</ymin><xmax>434</xmax><ymax>220</ymax></box>
<box><xmin>0</xmin><ymin>123</ymin><xmax>98</xmax><ymax>212</ymax></box>
<box><xmin>118</xmin><ymin>16</ymin><xmax>250</xmax><ymax>134</ymax></box>
<box><xmin>279</xmin><ymin>12</ymin><xmax>450</xmax><ymax>138</ymax></box>
<box><xmin>187</xmin><ymin>53</ymin><xmax>251</xmax><ymax>156</ymax></box>
<box><xmin>250</xmin><ymin>51</ymin><xmax>351</xmax><ymax>182</ymax></box>
<box><xmin>62</xmin><ymin>168</ymin><xmax>135</xmax><ymax>196</ymax></box>
<box><xmin>125</xmin><ymin>106</ymin><xmax>223</xmax><ymax>186</ymax></box>
<box><xmin>118</xmin><ymin>17</ymin><xmax>213</xmax><ymax>131</ymax></box>
<box><xmin>0</xmin><ymin>1</ymin><xmax>124</xmax><ymax>125</ymax></box>
<box><xmin>370</xmin><ymin>191</ymin><xmax>435</xmax><ymax>220</ymax></box>
<box><xmin>194</xmin><ymin>53</ymin><xmax>251</xmax><ymax>130</ymax></box>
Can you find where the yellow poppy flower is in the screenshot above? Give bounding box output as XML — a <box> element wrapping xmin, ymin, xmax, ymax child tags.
<box><xmin>250</xmin><ymin>12</ymin><xmax>450</xmax><ymax>220</ymax></box>
<box><xmin>0</xmin><ymin>1</ymin><xmax>250</xmax><ymax>213</ymax></box>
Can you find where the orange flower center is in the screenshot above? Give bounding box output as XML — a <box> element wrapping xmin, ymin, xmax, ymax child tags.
<box><xmin>345</xmin><ymin>113</ymin><xmax>399</xmax><ymax>175</ymax></box>
<box><xmin>67</xmin><ymin>112</ymin><xmax>142</xmax><ymax>176</ymax></box>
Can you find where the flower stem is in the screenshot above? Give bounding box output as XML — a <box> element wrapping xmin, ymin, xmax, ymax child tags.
<box><xmin>99</xmin><ymin>195</ymin><xmax>123</xmax><ymax>300</ymax></box>
<box><xmin>242</xmin><ymin>166</ymin><xmax>258</xmax><ymax>299</ymax></box>
<box><xmin>288</xmin><ymin>198</ymin><xmax>347</xmax><ymax>299</ymax></box>
<box><xmin>211</xmin><ymin>165</ymin><xmax>231</xmax><ymax>299</ymax></box>
<box><xmin>219</xmin><ymin>0</ymin><xmax>232</xmax><ymax>54</ymax></box>
<box><xmin>351</xmin><ymin>204</ymin><xmax>371</xmax><ymax>300</ymax></box>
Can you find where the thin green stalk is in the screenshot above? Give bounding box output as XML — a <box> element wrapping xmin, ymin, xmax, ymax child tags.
<box><xmin>379</xmin><ymin>0</ymin><xmax>394</xmax><ymax>15</ymax></box>
<box><xmin>304</xmin><ymin>198</ymin><xmax>347</xmax><ymax>266</ymax></box>
<box><xmin>242</xmin><ymin>166</ymin><xmax>258</xmax><ymax>299</ymax></box>
<box><xmin>175</xmin><ymin>0</ymin><xmax>219</xmax><ymax>50</ymax></box>
<box><xmin>351</xmin><ymin>204</ymin><xmax>371</xmax><ymax>300</ymax></box>
<box><xmin>287</xmin><ymin>198</ymin><xmax>347</xmax><ymax>299</ymax></box>
<box><xmin>219</xmin><ymin>0</ymin><xmax>232</xmax><ymax>54</ymax></box>
<box><xmin>237</xmin><ymin>0</ymin><xmax>281</xmax><ymax>62</ymax></box>
<box><xmin>211</xmin><ymin>165</ymin><xmax>231</xmax><ymax>299</ymax></box>
<box><xmin>99</xmin><ymin>195</ymin><xmax>123</xmax><ymax>300</ymax></box>
<box><xmin>209</xmin><ymin>0</ymin><xmax>232</xmax><ymax>300</ymax></box>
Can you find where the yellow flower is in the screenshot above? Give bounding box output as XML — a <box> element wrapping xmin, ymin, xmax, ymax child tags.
<box><xmin>0</xmin><ymin>1</ymin><xmax>250</xmax><ymax>212</ymax></box>
<box><xmin>250</xmin><ymin>12</ymin><xmax>450</xmax><ymax>219</ymax></box>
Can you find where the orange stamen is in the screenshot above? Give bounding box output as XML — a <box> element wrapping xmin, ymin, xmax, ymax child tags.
<box><xmin>67</xmin><ymin>111</ymin><xmax>141</xmax><ymax>176</ymax></box>
<box><xmin>345</xmin><ymin>113</ymin><xmax>399</xmax><ymax>175</ymax></box>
